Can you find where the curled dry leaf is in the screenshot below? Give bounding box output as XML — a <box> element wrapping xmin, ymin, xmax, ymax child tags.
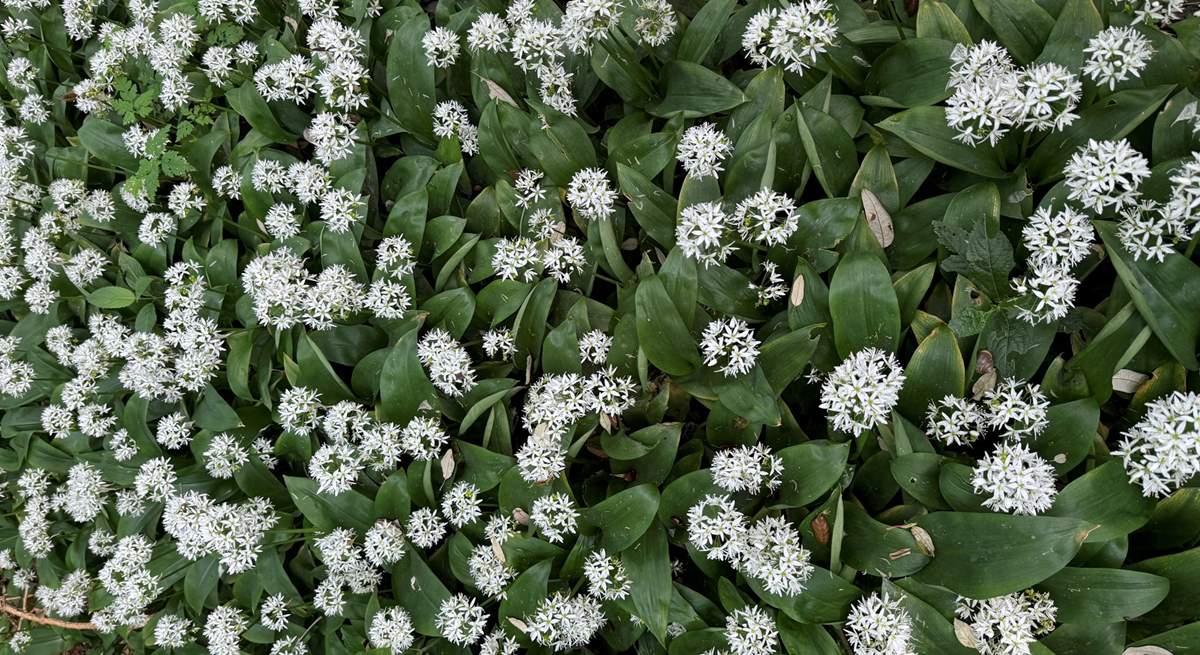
<box><xmin>790</xmin><ymin>274</ymin><xmax>805</xmax><ymax>306</ymax></box>
<box><xmin>954</xmin><ymin>619</ymin><xmax>979</xmax><ymax>648</ymax></box>
<box><xmin>910</xmin><ymin>525</ymin><xmax>935</xmax><ymax>556</ymax></box>
<box><xmin>861</xmin><ymin>188</ymin><xmax>894</xmax><ymax>248</ymax></box>
<box><xmin>1113</xmin><ymin>369</ymin><xmax>1149</xmax><ymax>394</ymax></box>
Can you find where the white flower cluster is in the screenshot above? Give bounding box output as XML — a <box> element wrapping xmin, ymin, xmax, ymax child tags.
<box><xmin>418</xmin><ymin>328</ymin><xmax>477</xmax><ymax>397</ymax></box>
<box><xmin>724</xmin><ymin>605</ymin><xmax>779</xmax><ymax>655</ymax></box>
<box><xmin>433</xmin><ymin>0</ymin><xmax>674</xmax><ymax>116</ymax></box>
<box><xmin>945</xmin><ymin>41</ymin><xmax>1081</xmax><ymax>146</ymax></box>
<box><xmin>163</xmin><ymin>491</ymin><xmax>279</xmax><ymax>573</ymax></box>
<box><xmin>524</xmin><ymin>591</ymin><xmax>608</xmax><ymax>651</ymax></box>
<box><xmin>1113</xmin><ymin>390</ymin><xmax>1200</xmax><ymax>497</ymax></box>
<box><xmin>678</xmin><ymin>123</ymin><xmax>734</xmax><ymax>180</ymax></box>
<box><xmin>955</xmin><ymin>590</ymin><xmax>1058</xmax><ymax>655</ymax></box>
<box><xmin>1083</xmin><ymin>26</ymin><xmax>1155</xmax><ymax>90</ymax></box>
<box><xmin>1012</xmin><ymin>205</ymin><xmax>1095</xmax><ymax>324</ymax></box>
<box><xmin>844</xmin><ymin>592</ymin><xmax>915</xmax><ymax>655</ymax></box>
<box><xmin>517</xmin><ymin>368</ymin><xmax>638</xmax><ymax>482</ymax></box>
<box><xmin>1063</xmin><ymin>139</ymin><xmax>1151</xmax><ymax>214</ymax></box>
<box><xmin>701</xmin><ymin>317</ymin><xmax>762</xmax><ymax>377</ymax></box>
<box><xmin>1127</xmin><ymin>0</ymin><xmax>1194</xmax><ymax>24</ymax></box>
<box><xmin>0</xmin><ymin>335</ymin><xmax>32</xmax><ymax>397</ymax></box>
<box><xmin>928</xmin><ymin>383</ymin><xmax>1048</xmax><ymax>445</ymax></box>
<box><xmin>742</xmin><ymin>1</ymin><xmax>839</xmax><ymax>74</ymax></box>
<box><xmin>819</xmin><ymin>348</ymin><xmax>906</xmax><ymax>436</ymax></box>
<box><xmin>582</xmin><ymin>549</ymin><xmax>631</xmax><ymax>600</ymax></box>
<box><xmin>971</xmin><ymin>441</ymin><xmax>1059</xmax><ymax>515</ymax></box>
<box><xmin>711</xmin><ymin>443</ymin><xmax>784</xmax><ymax>494</ymax></box>
<box><xmin>688</xmin><ymin>495</ymin><xmax>815</xmax><ymax>597</ymax></box>
<box><xmin>1114</xmin><ymin>151</ymin><xmax>1200</xmax><ymax>261</ymax></box>
<box><xmin>432</xmin><ymin>100</ymin><xmax>480</xmax><ymax>156</ymax></box>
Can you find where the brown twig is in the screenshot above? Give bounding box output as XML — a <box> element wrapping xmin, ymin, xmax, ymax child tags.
<box><xmin>0</xmin><ymin>601</ymin><xmax>97</xmax><ymax>631</ymax></box>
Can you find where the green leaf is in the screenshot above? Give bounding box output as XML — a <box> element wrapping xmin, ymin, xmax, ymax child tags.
<box><xmin>775</xmin><ymin>441</ymin><xmax>850</xmax><ymax>507</ymax></box>
<box><xmin>87</xmin><ymin>286</ymin><xmax>136</xmax><ymax>309</ymax></box>
<box><xmin>227</xmin><ymin>82</ymin><xmax>296</xmax><ymax>142</ymax></box>
<box><xmin>1046</xmin><ymin>460</ymin><xmax>1155</xmax><ymax>543</ymax></box>
<box><xmin>636</xmin><ymin>275</ymin><xmax>702</xmax><ymax>375</ymax></box>
<box><xmin>1028</xmin><ymin>86</ymin><xmax>1174</xmax><ymax>182</ymax></box>
<box><xmin>194</xmin><ymin>385</ymin><xmax>242</xmax><ymax>432</ymax></box>
<box><xmin>456</xmin><ymin>440</ymin><xmax>515</xmax><ymax>492</ymax></box>
<box><xmin>77</xmin><ymin>116</ymin><xmax>141</xmax><ymax>171</ymax></box>
<box><xmin>748</xmin><ymin>566</ymin><xmax>862</xmax><ymax>624</ymax></box>
<box><xmin>586</xmin><ymin>484</ymin><xmax>660</xmax><ymax>552</ymax></box>
<box><xmin>676</xmin><ymin>0</ymin><xmax>736</xmax><ymax>63</ymax></box>
<box><xmin>935</xmin><ymin>213</ymin><xmax>1015</xmax><ymax>302</ymax></box>
<box><xmin>759</xmin><ymin>325</ymin><xmax>822</xmax><ymax>395</ymax></box>
<box><xmin>1096</xmin><ymin>221</ymin><xmax>1200</xmax><ymax>370</ymax></box>
<box><xmin>650</xmin><ymin>61</ymin><xmax>747</xmax><ymax>118</ymax></box>
<box><xmin>877</xmin><ymin>107</ymin><xmax>1007</xmax><ymax>178</ymax></box>
<box><xmin>913</xmin><ymin>512</ymin><xmax>1092</xmax><ymax>598</ymax></box>
<box><xmin>864</xmin><ymin>39</ymin><xmax>955</xmax><ymax>107</ymax></box>
<box><xmin>184</xmin><ymin>555</ymin><xmax>220</xmax><ymax>614</ymax></box>
<box><xmin>379</xmin><ymin>327</ymin><xmax>438</xmax><ymax>426</ymax></box>
<box><xmin>526</xmin><ymin>107</ymin><xmax>597</xmax><ymax>185</ymax></box>
<box><xmin>1038</xmin><ymin>567</ymin><xmax>1169</xmax><ymax>623</ymax></box>
<box><xmin>499</xmin><ymin>558</ymin><xmax>552</xmax><ymax>625</ymax></box>
<box><xmin>297</xmin><ymin>332</ymin><xmax>357</xmax><ymax>403</ymax></box>
<box><xmin>393</xmin><ymin>550</ymin><xmax>452</xmax><ymax>636</ymax></box>
<box><xmin>916</xmin><ymin>0</ymin><xmax>973</xmax><ymax>44</ymax></box>
<box><xmin>828</xmin><ymin>252</ymin><xmax>901</xmax><ymax>357</ymax></box>
<box><xmin>385</xmin><ymin>7</ymin><xmax>436</xmax><ymax>141</ymax></box>
<box><xmin>898</xmin><ymin>325</ymin><xmax>965</xmax><ymax>420</ymax></box>
<box><xmin>841</xmin><ymin>503</ymin><xmax>930</xmax><ymax>576</ymax></box>
<box><xmin>624</xmin><ymin>522</ymin><xmax>671</xmax><ymax>643</ymax></box>
<box><xmin>1026</xmin><ymin>398</ymin><xmax>1100</xmax><ymax>475</ymax></box>
<box><xmin>284</xmin><ymin>476</ymin><xmax>374</xmax><ymax>533</ymax></box>
<box><xmin>972</xmin><ymin>0</ymin><xmax>1054</xmax><ymax>64</ymax></box>
<box><xmin>796</xmin><ymin>105</ymin><xmax>858</xmax><ymax>197</ymax></box>
<box><xmin>1130</xmin><ymin>546</ymin><xmax>1200</xmax><ymax>625</ymax></box>
<box><xmin>618</xmin><ymin>163</ymin><xmax>677</xmax><ymax>248</ymax></box>
<box><xmin>1037</xmin><ymin>0</ymin><xmax>1103</xmax><ymax>69</ymax></box>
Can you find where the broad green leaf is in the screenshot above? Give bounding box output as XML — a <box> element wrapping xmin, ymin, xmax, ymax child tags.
<box><xmin>1038</xmin><ymin>567</ymin><xmax>1169</xmax><ymax>623</ymax></box>
<box><xmin>775</xmin><ymin>441</ymin><xmax>851</xmax><ymax>507</ymax></box>
<box><xmin>586</xmin><ymin>484</ymin><xmax>660</xmax><ymax>552</ymax></box>
<box><xmin>385</xmin><ymin>7</ymin><xmax>435</xmax><ymax>141</ymax></box>
<box><xmin>378</xmin><ymin>327</ymin><xmax>437</xmax><ymax>425</ymax></box>
<box><xmin>650</xmin><ymin>61</ymin><xmax>747</xmax><ymax>118</ymax></box>
<box><xmin>972</xmin><ymin>0</ymin><xmax>1053</xmax><ymax>63</ymax></box>
<box><xmin>393</xmin><ymin>550</ymin><xmax>452</xmax><ymax>636</ymax></box>
<box><xmin>864</xmin><ymin>39</ymin><xmax>955</xmax><ymax>108</ymax></box>
<box><xmin>635</xmin><ymin>275</ymin><xmax>702</xmax><ymax>375</ymax></box>
<box><xmin>916</xmin><ymin>0</ymin><xmax>973</xmax><ymax>44</ymax></box>
<box><xmin>1131</xmin><ymin>546</ymin><xmax>1200</xmax><ymax>625</ymax></box>
<box><xmin>1047</xmin><ymin>460</ymin><xmax>1155</xmax><ymax>543</ymax></box>
<box><xmin>624</xmin><ymin>522</ymin><xmax>672</xmax><ymax>643</ymax></box>
<box><xmin>227</xmin><ymin>82</ymin><xmax>296</xmax><ymax>142</ymax></box>
<box><xmin>1028</xmin><ymin>86</ymin><xmax>1174</xmax><ymax>183</ymax></box>
<box><xmin>796</xmin><ymin>105</ymin><xmax>858</xmax><ymax>197</ymax></box>
<box><xmin>913</xmin><ymin>512</ymin><xmax>1092</xmax><ymax>598</ymax></box>
<box><xmin>1096</xmin><ymin>221</ymin><xmax>1200</xmax><ymax>370</ymax></box>
<box><xmin>1037</xmin><ymin>0</ymin><xmax>1102</xmax><ymax>69</ymax></box>
<box><xmin>284</xmin><ymin>476</ymin><xmax>374</xmax><ymax>533</ymax></box>
<box><xmin>877</xmin><ymin>107</ymin><xmax>1007</xmax><ymax>178</ymax></box>
<box><xmin>87</xmin><ymin>286</ymin><xmax>136</xmax><ymax>309</ymax></box>
<box><xmin>618</xmin><ymin>163</ymin><xmax>677</xmax><ymax>248</ymax></box>
<box><xmin>829</xmin><ymin>252</ymin><xmax>901</xmax><ymax>357</ymax></box>
<box><xmin>841</xmin><ymin>503</ymin><xmax>930</xmax><ymax>576</ymax></box>
<box><xmin>898</xmin><ymin>325</ymin><xmax>965</xmax><ymax>420</ymax></box>
<box><xmin>77</xmin><ymin>117</ymin><xmax>141</xmax><ymax>171</ymax></box>
<box><xmin>676</xmin><ymin>0</ymin><xmax>736</xmax><ymax>64</ymax></box>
